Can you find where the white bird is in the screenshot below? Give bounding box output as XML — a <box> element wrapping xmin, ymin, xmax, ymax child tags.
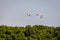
<box><xmin>36</xmin><ymin>13</ymin><xmax>43</xmax><ymax>19</ymax></box>
<box><xmin>26</xmin><ymin>12</ymin><xmax>32</xmax><ymax>16</ymax></box>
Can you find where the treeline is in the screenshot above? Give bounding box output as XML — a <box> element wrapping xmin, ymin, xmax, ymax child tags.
<box><xmin>0</xmin><ymin>25</ymin><xmax>60</xmax><ymax>40</ymax></box>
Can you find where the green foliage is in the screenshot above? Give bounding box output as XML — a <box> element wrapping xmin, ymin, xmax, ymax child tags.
<box><xmin>0</xmin><ymin>25</ymin><xmax>60</xmax><ymax>40</ymax></box>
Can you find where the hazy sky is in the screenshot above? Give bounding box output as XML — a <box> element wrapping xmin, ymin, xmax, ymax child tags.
<box><xmin>0</xmin><ymin>0</ymin><xmax>60</xmax><ymax>26</ymax></box>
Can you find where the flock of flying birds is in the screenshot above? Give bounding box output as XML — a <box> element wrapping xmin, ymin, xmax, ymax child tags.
<box><xmin>26</xmin><ymin>11</ymin><xmax>43</xmax><ymax>19</ymax></box>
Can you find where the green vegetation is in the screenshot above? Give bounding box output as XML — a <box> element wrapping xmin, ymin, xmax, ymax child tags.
<box><xmin>0</xmin><ymin>25</ymin><xmax>60</xmax><ymax>40</ymax></box>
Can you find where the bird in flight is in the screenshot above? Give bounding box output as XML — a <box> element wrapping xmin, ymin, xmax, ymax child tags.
<box><xmin>26</xmin><ymin>11</ymin><xmax>32</xmax><ymax>16</ymax></box>
<box><xmin>36</xmin><ymin>12</ymin><xmax>43</xmax><ymax>19</ymax></box>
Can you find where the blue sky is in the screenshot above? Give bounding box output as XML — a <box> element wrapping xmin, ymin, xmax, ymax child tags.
<box><xmin>0</xmin><ymin>0</ymin><xmax>60</xmax><ymax>26</ymax></box>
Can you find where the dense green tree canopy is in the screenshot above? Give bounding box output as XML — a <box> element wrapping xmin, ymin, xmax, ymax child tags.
<box><xmin>0</xmin><ymin>25</ymin><xmax>60</xmax><ymax>40</ymax></box>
